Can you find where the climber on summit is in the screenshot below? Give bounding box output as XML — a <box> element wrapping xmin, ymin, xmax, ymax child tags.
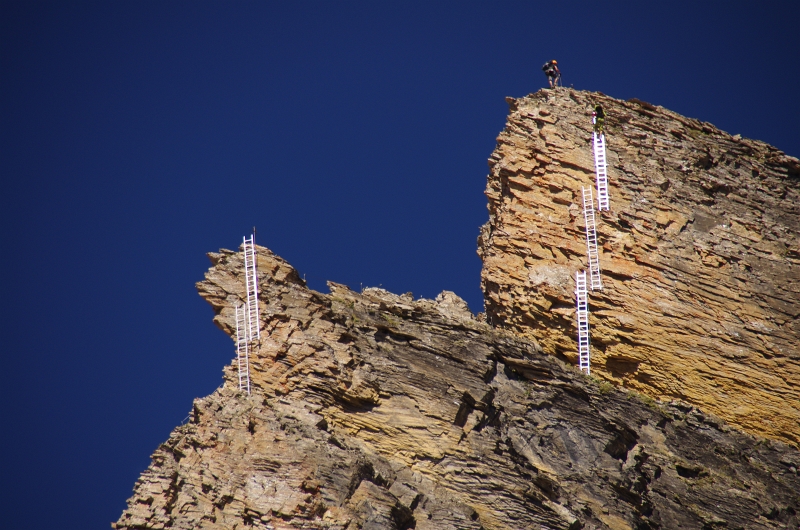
<box><xmin>542</xmin><ymin>60</ymin><xmax>560</xmax><ymax>88</ymax></box>
<box><xmin>593</xmin><ymin>105</ymin><xmax>605</xmax><ymax>134</ymax></box>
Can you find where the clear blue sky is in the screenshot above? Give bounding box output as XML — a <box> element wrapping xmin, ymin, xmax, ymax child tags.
<box><xmin>1</xmin><ymin>1</ymin><xmax>797</xmax><ymax>528</ymax></box>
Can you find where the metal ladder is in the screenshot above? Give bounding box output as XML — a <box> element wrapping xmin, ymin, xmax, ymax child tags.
<box><xmin>243</xmin><ymin>235</ymin><xmax>260</xmax><ymax>341</ymax></box>
<box><xmin>592</xmin><ymin>131</ymin><xmax>610</xmax><ymax>211</ymax></box>
<box><xmin>575</xmin><ymin>271</ymin><xmax>591</xmax><ymax>375</ymax></box>
<box><xmin>582</xmin><ymin>187</ymin><xmax>603</xmax><ymax>291</ymax></box>
<box><xmin>235</xmin><ymin>302</ymin><xmax>251</xmax><ymax>394</ymax></box>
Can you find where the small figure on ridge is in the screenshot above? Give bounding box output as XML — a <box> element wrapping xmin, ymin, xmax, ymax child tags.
<box><xmin>593</xmin><ymin>104</ymin><xmax>605</xmax><ymax>135</ymax></box>
<box><xmin>542</xmin><ymin>60</ymin><xmax>561</xmax><ymax>88</ymax></box>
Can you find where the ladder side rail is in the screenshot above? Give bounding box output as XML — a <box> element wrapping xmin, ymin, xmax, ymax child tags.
<box><xmin>582</xmin><ymin>188</ymin><xmax>603</xmax><ymax>290</ymax></box>
<box><xmin>243</xmin><ymin>337</ymin><xmax>251</xmax><ymax>395</ymax></box>
<box><xmin>249</xmin><ymin>239</ymin><xmax>259</xmax><ymax>339</ymax></box>
<box><xmin>238</xmin><ymin>303</ymin><xmax>252</xmax><ymax>395</ymax></box>
<box><xmin>235</xmin><ymin>304</ymin><xmax>242</xmax><ymax>390</ymax></box>
<box><xmin>239</xmin><ymin>234</ymin><xmax>259</xmax><ymax>395</ymax></box>
<box><xmin>235</xmin><ymin>303</ymin><xmax>250</xmax><ymax>392</ymax></box>
<box><xmin>240</xmin><ymin>341</ymin><xmax>249</xmax><ymax>392</ymax></box>
<box><xmin>249</xmin><ymin>241</ymin><xmax>259</xmax><ymax>339</ymax></box>
<box><xmin>575</xmin><ymin>271</ymin><xmax>591</xmax><ymax>375</ymax></box>
<box><xmin>243</xmin><ymin>237</ymin><xmax>252</xmax><ymax>341</ymax></box>
<box><xmin>243</xmin><ymin>235</ymin><xmax>260</xmax><ymax>340</ymax></box>
<box><xmin>593</xmin><ymin>134</ymin><xmax>604</xmax><ymax>198</ymax></box>
<box><xmin>593</xmin><ymin>133</ymin><xmax>610</xmax><ymax>211</ymax></box>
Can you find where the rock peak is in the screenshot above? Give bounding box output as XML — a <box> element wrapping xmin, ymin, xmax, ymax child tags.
<box><xmin>115</xmin><ymin>91</ymin><xmax>800</xmax><ymax>529</ymax></box>
<box><xmin>480</xmin><ymin>88</ymin><xmax>800</xmax><ymax>446</ymax></box>
<box><xmin>116</xmin><ymin>240</ymin><xmax>800</xmax><ymax>529</ymax></box>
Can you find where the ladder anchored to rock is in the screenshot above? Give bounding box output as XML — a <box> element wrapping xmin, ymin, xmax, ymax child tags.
<box><xmin>592</xmin><ymin>130</ymin><xmax>610</xmax><ymax>211</ymax></box>
<box><xmin>571</xmin><ymin>116</ymin><xmax>608</xmax><ymax>375</ymax></box>
<box><xmin>575</xmin><ymin>271</ymin><xmax>591</xmax><ymax>375</ymax></box>
<box><xmin>582</xmin><ymin>187</ymin><xmax>603</xmax><ymax>291</ymax></box>
<box><xmin>243</xmin><ymin>234</ymin><xmax>260</xmax><ymax>341</ymax></box>
<box><xmin>235</xmin><ymin>302</ymin><xmax>251</xmax><ymax>394</ymax></box>
<box><xmin>234</xmin><ymin>232</ymin><xmax>260</xmax><ymax>395</ymax></box>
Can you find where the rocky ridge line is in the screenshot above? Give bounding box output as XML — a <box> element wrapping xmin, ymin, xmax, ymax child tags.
<box><xmin>479</xmin><ymin>88</ymin><xmax>800</xmax><ymax>446</ymax></box>
<box><xmin>114</xmin><ymin>246</ymin><xmax>800</xmax><ymax>529</ymax></box>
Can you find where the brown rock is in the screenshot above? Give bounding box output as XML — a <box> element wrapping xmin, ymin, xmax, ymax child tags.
<box><xmin>115</xmin><ymin>245</ymin><xmax>800</xmax><ymax>529</ymax></box>
<box><xmin>479</xmin><ymin>88</ymin><xmax>800</xmax><ymax>446</ymax></box>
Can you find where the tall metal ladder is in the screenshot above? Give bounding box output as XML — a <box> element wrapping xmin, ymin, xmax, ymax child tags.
<box><xmin>582</xmin><ymin>187</ymin><xmax>603</xmax><ymax>291</ymax></box>
<box><xmin>592</xmin><ymin>130</ymin><xmax>610</xmax><ymax>211</ymax></box>
<box><xmin>243</xmin><ymin>235</ymin><xmax>260</xmax><ymax>341</ymax></box>
<box><xmin>235</xmin><ymin>302</ymin><xmax>251</xmax><ymax>394</ymax></box>
<box><xmin>575</xmin><ymin>271</ymin><xmax>591</xmax><ymax>375</ymax></box>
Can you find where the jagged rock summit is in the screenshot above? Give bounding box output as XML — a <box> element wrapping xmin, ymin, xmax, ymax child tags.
<box><xmin>115</xmin><ymin>90</ymin><xmax>800</xmax><ymax>529</ymax></box>
<box><xmin>115</xmin><ymin>246</ymin><xmax>800</xmax><ymax>529</ymax></box>
<box><xmin>479</xmin><ymin>88</ymin><xmax>800</xmax><ymax>447</ymax></box>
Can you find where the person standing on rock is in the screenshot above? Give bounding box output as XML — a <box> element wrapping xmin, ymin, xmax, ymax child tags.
<box><xmin>593</xmin><ymin>105</ymin><xmax>606</xmax><ymax>134</ymax></box>
<box><xmin>542</xmin><ymin>60</ymin><xmax>560</xmax><ymax>88</ymax></box>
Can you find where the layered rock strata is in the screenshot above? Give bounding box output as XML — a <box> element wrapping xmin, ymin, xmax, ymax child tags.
<box><xmin>479</xmin><ymin>88</ymin><xmax>800</xmax><ymax>446</ymax></box>
<box><xmin>115</xmin><ymin>246</ymin><xmax>800</xmax><ymax>529</ymax></box>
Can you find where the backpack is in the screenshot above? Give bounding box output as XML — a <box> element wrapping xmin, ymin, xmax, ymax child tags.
<box><xmin>542</xmin><ymin>62</ymin><xmax>552</xmax><ymax>73</ymax></box>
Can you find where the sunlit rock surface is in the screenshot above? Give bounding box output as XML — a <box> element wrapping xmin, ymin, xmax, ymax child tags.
<box><xmin>479</xmin><ymin>88</ymin><xmax>800</xmax><ymax>447</ymax></box>
<box><xmin>116</xmin><ymin>90</ymin><xmax>800</xmax><ymax>529</ymax></box>
<box><xmin>115</xmin><ymin>246</ymin><xmax>799</xmax><ymax>529</ymax></box>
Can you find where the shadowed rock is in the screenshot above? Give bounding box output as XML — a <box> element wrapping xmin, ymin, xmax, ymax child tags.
<box><xmin>116</xmin><ymin>89</ymin><xmax>800</xmax><ymax>529</ymax></box>
<box><xmin>115</xmin><ymin>244</ymin><xmax>800</xmax><ymax>529</ymax></box>
<box><xmin>479</xmin><ymin>88</ymin><xmax>800</xmax><ymax>446</ymax></box>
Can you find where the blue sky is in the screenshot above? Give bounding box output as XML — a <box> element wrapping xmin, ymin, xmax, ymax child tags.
<box><xmin>1</xmin><ymin>1</ymin><xmax>798</xmax><ymax>528</ymax></box>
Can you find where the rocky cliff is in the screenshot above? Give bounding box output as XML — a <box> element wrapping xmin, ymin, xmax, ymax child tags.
<box><xmin>115</xmin><ymin>90</ymin><xmax>800</xmax><ymax>529</ymax></box>
<box><xmin>479</xmin><ymin>89</ymin><xmax>800</xmax><ymax>447</ymax></box>
<box><xmin>115</xmin><ymin>246</ymin><xmax>800</xmax><ymax>529</ymax></box>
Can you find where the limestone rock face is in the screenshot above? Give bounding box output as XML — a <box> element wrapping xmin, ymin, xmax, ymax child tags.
<box><xmin>114</xmin><ymin>246</ymin><xmax>800</xmax><ymax>530</ymax></box>
<box><xmin>479</xmin><ymin>89</ymin><xmax>800</xmax><ymax>446</ymax></box>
